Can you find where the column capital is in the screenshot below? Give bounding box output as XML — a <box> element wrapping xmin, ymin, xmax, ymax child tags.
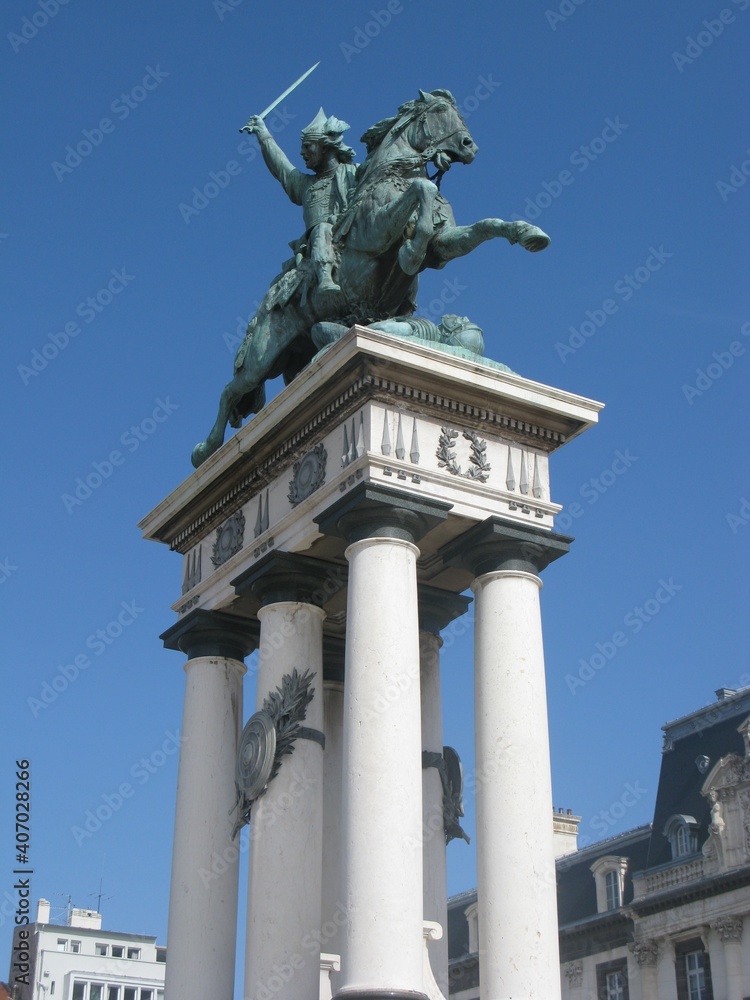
<box><xmin>441</xmin><ymin>517</ymin><xmax>572</xmax><ymax>578</ymax></box>
<box><xmin>232</xmin><ymin>550</ymin><xmax>347</xmax><ymax>607</ymax></box>
<box><xmin>160</xmin><ymin>609</ymin><xmax>258</xmax><ymax>661</ymax></box>
<box><xmin>712</xmin><ymin>915</ymin><xmax>743</xmax><ymax>942</ymax></box>
<box><xmin>316</xmin><ymin>482</ymin><xmax>451</xmax><ymax>545</ymax></box>
<box><xmin>418</xmin><ymin>585</ymin><xmax>471</xmax><ymax>636</ymax></box>
<box><xmin>630</xmin><ymin>938</ymin><xmax>659</xmax><ymax>967</ymax></box>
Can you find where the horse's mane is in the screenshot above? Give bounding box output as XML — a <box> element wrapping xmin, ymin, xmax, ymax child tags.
<box><xmin>360</xmin><ymin>89</ymin><xmax>457</xmax><ymax>153</ymax></box>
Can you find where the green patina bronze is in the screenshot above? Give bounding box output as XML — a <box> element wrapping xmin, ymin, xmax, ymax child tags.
<box><xmin>192</xmin><ymin>89</ymin><xmax>548</xmax><ymax>467</ymax></box>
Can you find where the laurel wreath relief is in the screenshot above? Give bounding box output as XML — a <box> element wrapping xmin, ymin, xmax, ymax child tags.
<box><xmin>436</xmin><ymin>427</ymin><xmax>491</xmax><ymax>482</ymax></box>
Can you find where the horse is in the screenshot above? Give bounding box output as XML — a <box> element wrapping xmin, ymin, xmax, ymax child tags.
<box><xmin>191</xmin><ymin>89</ymin><xmax>549</xmax><ymax>468</ymax></box>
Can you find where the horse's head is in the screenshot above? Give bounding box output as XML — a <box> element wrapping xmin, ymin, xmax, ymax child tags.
<box><xmin>409</xmin><ymin>89</ymin><xmax>477</xmax><ymax>173</ymax></box>
<box><xmin>361</xmin><ymin>89</ymin><xmax>478</xmax><ymax>174</ymax></box>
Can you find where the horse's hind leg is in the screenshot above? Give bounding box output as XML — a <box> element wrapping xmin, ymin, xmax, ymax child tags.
<box><xmin>191</xmin><ymin>375</ymin><xmax>251</xmax><ymax>468</ymax></box>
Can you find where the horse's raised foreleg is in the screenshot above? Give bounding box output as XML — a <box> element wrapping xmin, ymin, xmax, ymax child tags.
<box><xmin>427</xmin><ymin>219</ymin><xmax>550</xmax><ymax>267</ymax></box>
<box><xmin>397</xmin><ymin>178</ymin><xmax>439</xmax><ymax>275</ymax></box>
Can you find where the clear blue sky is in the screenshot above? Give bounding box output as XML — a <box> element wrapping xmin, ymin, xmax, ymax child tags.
<box><xmin>2</xmin><ymin>1</ymin><xmax>748</xmax><ymax>992</ymax></box>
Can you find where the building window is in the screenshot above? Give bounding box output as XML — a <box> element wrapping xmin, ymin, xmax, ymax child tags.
<box><xmin>95</xmin><ymin>943</ymin><xmax>109</xmax><ymax>957</ymax></box>
<box><xmin>155</xmin><ymin>948</ymin><xmax>166</xmax><ymax>963</ymax></box>
<box><xmin>72</xmin><ymin>983</ymin><xmax>86</xmax><ymax>1000</ymax></box>
<box><xmin>140</xmin><ymin>990</ymin><xmax>153</xmax><ymax>1000</ymax></box>
<box><xmin>90</xmin><ymin>985</ymin><xmax>104</xmax><ymax>1000</ymax></box>
<box><xmin>596</xmin><ymin>960</ymin><xmax>629</xmax><ymax>1000</ymax></box>
<box><xmin>50</xmin><ymin>984</ymin><xmax>55</xmax><ymax>996</ymax></box>
<box><xmin>70</xmin><ymin>941</ymin><xmax>81</xmax><ymax>954</ymax></box>
<box><xmin>107</xmin><ymin>989</ymin><xmax>120</xmax><ymax>1000</ymax></box>
<box><xmin>124</xmin><ymin>988</ymin><xmax>137</xmax><ymax>1000</ymax></box>
<box><xmin>675</xmin><ymin>938</ymin><xmax>714</xmax><ymax>1000</ymax></box>
<box><xmin>57</xmin><ymin>939</ymin><xmax>67</xmax><ymax>952</ymax></box>
<box><xmin>605</xmin><ymin>870</ymin><xmax>622</xmax><ymax>910</ymax></box>
<box><xmin>590</xmin><ymin>856</ymin><xmax>628</xmax><ymax>913</ymax></box>
<box><xmin>664</xmin><ymin>815</ymin><xmax>700</xmax><ymax>859</ymax></box>
<box><xmin>111</xmin><ymin>945</ymin><xmax>124</xmax><ymax>959</ymax></box>
<box><xmin>127</xmin><ymin>947</ymin><xmax>141</xmax><ymax>960</ymax></box>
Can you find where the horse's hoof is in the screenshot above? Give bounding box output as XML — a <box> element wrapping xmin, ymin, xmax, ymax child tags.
<box><xmin>191</xmin><ymin>441</ymin><xmax>210</xmax><ymax>468</ymax></box>
<box><xmin>398</xmin><ymin>241</ymin><xmax>423</xmax><ymax>276</ymax></box>
<box><xmin>514</xmin><ymin>222</ymin><xmax>551</xmax><ymax>253</ymax></box>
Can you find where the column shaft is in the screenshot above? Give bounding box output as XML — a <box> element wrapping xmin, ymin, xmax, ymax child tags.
<box><xmin>420</xmin><ymin>630</ymin><xmax>448</xmax><ymax>995</ymax></box>
<box><xmin>321</xmin><ymin>679</ymin><xmax>346</xmax><ymax>993</ymax></box>
<box><xmin>472</xmin><ymin>569</ymin><xmax>560</xmax><ymax>1000</ymax></box>
<box><xmin>336</xmin><ymin>536</ymin><xmax>428</xmax><ymax>999</ymax></box>
<box><xmin>165</xmin><ymin>654</ymin><xmax>245</xmax><ymax>1000</ymax></box>
<box><xmin>245</xmin><ymin>602</ymin><xmax>326</xmax><ymax>1000</ymax></box>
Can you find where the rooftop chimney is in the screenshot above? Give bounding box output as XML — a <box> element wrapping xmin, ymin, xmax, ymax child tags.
<box><xmin>36</xmin><ymin>899</ymin><xmax>51</xmax><ymax>924</ymax></box>
<box><xmin>552</xmin><ymin>807</ymin><xmax>581</xmax><ymax>857</ymax></box>
<box><xmin>715</xmin><ymin>688</ymin><xmax>737</xmax><ymax>700</ymax></box>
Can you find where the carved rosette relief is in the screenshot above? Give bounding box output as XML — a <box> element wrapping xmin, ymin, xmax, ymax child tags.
<box><xmin>630</xmin><ymin>939</ymin><xmax>659</xmax><ymax>967</ymax></box>
<box><xmin>211</xmin><ymin>510</ymin><xmax>245</xmax><ymax>568</ymax></box>
<box><xmin>436</xmin><ymin>426</ymin><xmax>490</xmax><ymax>482</ymax></box>
<box><xmin>288</xmin><ymin>443</ymin><xmax>327</xmax><ymax>506</ymax></box>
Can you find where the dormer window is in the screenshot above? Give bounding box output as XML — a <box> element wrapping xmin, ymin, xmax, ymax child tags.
<box><xmin>590</xmin><ymin>856</ymin><xmax>628</xmax><ymax>913</ymax></box>
<box><xmin>663</xmin><ymin>815</ymin><xmax>700</xmax><ymax>859</ymax></box>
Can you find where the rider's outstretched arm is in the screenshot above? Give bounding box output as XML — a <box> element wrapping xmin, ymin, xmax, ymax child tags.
<box><xmin>244</xmin><ymin>116</ymin><xmax>304</xmax><ymax>206</ymax></box>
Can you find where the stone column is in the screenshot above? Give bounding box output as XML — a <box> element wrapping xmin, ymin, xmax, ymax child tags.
<box><xmin>317</xmin><ymin>483</ymin><xmax>450</xmax><ymax>1000</ymax></box>
<box><xmin>321</xmin><ymin>636</ymin><xmax>347</xmax><ymax>996</ymax></box>
<box><xmin>418</xmin><ymin>587</ymin><xmax>471</xmax><ymax>997</ymax></box>
<box><xmin>713</xmin><ymin>916</ymin><xmax>744</xmax><ymax>1000</ymax></box>
<box><xmin>630</xmin><ymin>939</ymin><xmax>659</xmax><ymax>999</ymax></box>
<box><xmin>442</xmin><ymin>518</ymin><xmax>571</xmax><ymax>1000</ymax></box>
<box><xmin>233</xmin><ymin>553</ymin><xmax>339</xmax><ymax>1000</ymax></box>
<box><xmin>160</xmin><ymin>610</ymin><xmax>258</xmax><ymax>1000</ymax></box>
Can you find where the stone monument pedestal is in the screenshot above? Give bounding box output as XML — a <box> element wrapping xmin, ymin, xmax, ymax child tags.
<box><xmin>140</xmin><ymin>326</ymin><xmax>602</xmax><ymax>1000</ymax></box>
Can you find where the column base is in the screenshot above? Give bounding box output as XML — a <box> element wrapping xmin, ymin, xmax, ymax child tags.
<box><xmin>334</xmin><ymin>991</ymin><xmax>430</xmax><ymax>1000</ymax></box>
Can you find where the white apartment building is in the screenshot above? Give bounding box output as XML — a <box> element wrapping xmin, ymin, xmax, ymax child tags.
<box><xmin>8</xmin><ymin>901</ymin><xmax>165</xmax><ymax>1000</ymax></box>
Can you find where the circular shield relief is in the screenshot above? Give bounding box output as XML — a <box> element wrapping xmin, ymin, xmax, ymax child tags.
<box><xmin>237</xmin><ymin>710</ymin><xmax>276</xmax><ymax>802</ymax></box>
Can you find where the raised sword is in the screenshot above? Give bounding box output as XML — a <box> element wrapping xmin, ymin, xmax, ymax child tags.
<box><xmin>239</xmin><ymin>61</ymin><xmax>320</xmax><ymax>133</ymax></box>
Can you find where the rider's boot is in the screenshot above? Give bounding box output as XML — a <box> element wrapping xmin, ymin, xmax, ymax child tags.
<box><xmin>316</xmin><ymin>260</ymin><xmax>341</xmax><ymax>294</ymax></box>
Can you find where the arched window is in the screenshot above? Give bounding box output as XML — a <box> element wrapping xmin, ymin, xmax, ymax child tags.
<box><xmin>663</xmin><ymin>815</ymin><xmax>700</xmax><ymax>859</ymax></box>
<box><xmin>590</xmin><ymin>856</ymin><xmax>628</xmax><ymax>913</ymax></box>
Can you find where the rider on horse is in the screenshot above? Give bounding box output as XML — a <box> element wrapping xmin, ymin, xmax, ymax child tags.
<box><xmin>243</xmin><ymin>108</ymin><xmax>359</xmax><ymax>294</ymax></box>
